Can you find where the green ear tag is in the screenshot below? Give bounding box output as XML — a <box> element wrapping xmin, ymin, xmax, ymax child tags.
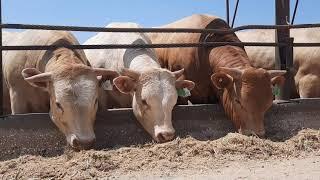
<box><xmin>272</xmin><ymin>85</ymin><xmax>280</xmax><ymax>96</ymax></box>
<box><xmin>177</xmin><ymin>88</ymin><xmax>191</xmax><ymax>97</ymax></box>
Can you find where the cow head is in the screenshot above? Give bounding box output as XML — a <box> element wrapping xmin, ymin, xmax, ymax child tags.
<box><xmin>22</xmin><ymin>65</ymin><xmax>118</xmax><ymax>150</ymax></box>
<box><xmin>113</xmin><ymin>68</ymin><xmax>195</xmax><ymax>142</ymax></box>
<box><xmin>211</xmin><ymin>67</ymin><xmax>286</xmax><ymax>137</ymax></box>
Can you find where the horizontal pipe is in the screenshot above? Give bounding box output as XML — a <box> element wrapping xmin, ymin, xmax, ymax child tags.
<box><xmin>0</xmin><ymin>42</ymin><xmax>289</xmax><ymax>51</ymax></box>
<box><xmin>2</xmin><ymin>23</ymin><xmax>320</xmax><ymax>34</ymax></box>
<box><xmin>2</xmin><ymin>42</ymin><xmax>320</xmax><ymax>51</ymax></box>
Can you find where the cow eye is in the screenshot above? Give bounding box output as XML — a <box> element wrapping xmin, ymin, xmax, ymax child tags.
<box><xmin>56</xmin><ymin>102</ymin><xmax>64</xmax><ymax>113</ymax></box>
<box><xmin>95</xmin><ymin>98</ymin><xmax>98</xmax><ymax>106</ymax></box>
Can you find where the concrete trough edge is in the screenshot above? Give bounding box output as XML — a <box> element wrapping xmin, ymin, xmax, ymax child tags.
<box><xmin>0</xmin><ymin>98</ymin><xmax>320</xmax><ymax>161</ymax></box>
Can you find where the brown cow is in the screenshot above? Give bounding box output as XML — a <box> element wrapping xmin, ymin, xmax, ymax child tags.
<box><xmin>150</xmin><ymin>14</ymin><xmax>286</xmax><ymax>137</ymax></box>
<box><xmin>4</xmin><ymin>30</ymin><xmax>118</xmax><ymax>150</ymax></box>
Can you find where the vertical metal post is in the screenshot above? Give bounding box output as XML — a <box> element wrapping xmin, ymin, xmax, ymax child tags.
<box><xmin>226</xmin><ymin>0</ymin><xmax>230</xmax><ymax>25</ymax></box>
<box><xmin>291</xmin><ymin>0</ymin><xmax>299</xmax><ymax>25</ymax></box>
<box><xmin>0</xmin><ymin>0</ymin><xmax>3</xmax><ymax>115</ymax></box>
<box><xmin>275</xmin><ymin>0</ymin><xmax>294</xmax><ymax>100</ymax></box>
<box><xmin>231</xmin><ymin>0</ymin><xmax>240</xmax><ymax>28</ymax></box>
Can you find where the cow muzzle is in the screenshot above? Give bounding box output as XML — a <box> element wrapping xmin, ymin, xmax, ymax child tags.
<box><xmin>155</xmin><ymin>129</ymin><xmax>175</xmax><ymax>143</ymax></box>
<box><xmin>240</xmin><ymin>129</ymin><xmax>266</xmax><ymax>138</ymax></box>
<box><xmin>70</xmin><ymin>134</ymin><xmax>96</xmax><ymax>150</ymax></box>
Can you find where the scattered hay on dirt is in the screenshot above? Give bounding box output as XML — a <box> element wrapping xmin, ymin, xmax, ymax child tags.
<box><xmin>0</xmin><ymin>129</ymin><xmax>319</xmax><ymax>179</ymax></box>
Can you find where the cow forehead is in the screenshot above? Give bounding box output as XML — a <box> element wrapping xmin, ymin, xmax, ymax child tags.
<box><xmin>140</xmin><ymin>70</ymin><xmax>176</xmax><ymax>101</ymax></box>
<box><xmin>140</xmin><ymin>70</ymin><xmax>174</xmax><ymax>82</ymax></box>
<box><xmin>54</xmin><ymin>75</ymin><xmax>98</xmax><ymax>104</ymax></box>
<box><xmin>241</xmin><ymin>68</ymin><xmax>270</xmax><ymax>83</ymax></box>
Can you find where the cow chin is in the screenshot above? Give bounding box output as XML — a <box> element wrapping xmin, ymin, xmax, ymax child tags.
<box><xmin>132</xmin><ymin>108</ymin><xmax>175</xmax><ymax>143</ymax></box>
<box><xmin>154</xmin><ymin>125</ymin><xmax>175</xmax><ymax>143</ymax></box>
<box><xmin>50</xmin><ymin>113</ymin><xmax>96</xmax><ymax>150</ymax></box>
<box><xmin>239</xmin><ymin>128</ymin><xmax>266</xmax><ymax>138</ymax></box>
<box><xmin>66</xmin><ymin>133</ymin><xmax>96</xmax><ymax>150</ymax></box>
<box><xmin>238</xmin><ymin>113</ymin><xmax>266</xmax><ymax>138</ymax></box>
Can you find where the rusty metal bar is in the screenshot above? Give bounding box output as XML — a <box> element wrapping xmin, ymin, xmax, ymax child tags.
<box><xmin>231</xmin><ymin>0</ymin><xmax>240</xmax><ymax>28</ymax></box>
<box><xmin>226</xmin><ymin>0</ymin><xmax>230</xmax><ymax>25</ymax></box>
<box><xmin>275</xmin><ymin>0</ymin><xmax>293</xmax><ymax>100</ymax></box>
<box><xmin>291</xmin><ymin>0</ymin><xmax>299</xmax><ymax>25</ymax></box>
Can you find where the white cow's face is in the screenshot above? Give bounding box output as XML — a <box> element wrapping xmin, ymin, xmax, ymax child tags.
<box><xmin>22</xmin><ymin>65</ymin><xmax>118</xmax><ymax>150</ymax></box>
<box><xmin>50</xmin><ymin>73</ymin><xmax>98</xmax><ymax>150</ymax></box>
<box><xmin>113</xmin><ymin>68</ymin><xmax>195</xmax><ymax>142</ymax></box>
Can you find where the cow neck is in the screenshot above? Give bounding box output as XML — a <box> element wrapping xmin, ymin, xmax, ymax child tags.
<box><xmin>123</xmin><ymin>38</ymin><xmax>160</xmax><ymax>72</ymax></box>
<box><xmin>209</xmin><ymin>45</ymin><xmax>250</xmax><ymax>72</ymax></box>
<box><xmin>209</xmin><ymin>45</ymin><xmax>251</xmax><ymax>129</ymax></box>
<box><xmin>40</xmin><ymin>48</ymin><xmax>85</xmax><ymax>72</ymax></box>
<box><xmin>37</xmin><ymin>38</ymin><xmax>86</xmax><ymax>73</ymax></box>
<box><xmin>221</xmin><ymin>88</ymin><xmax>241</xmax><ymax>129</ymax></box>
<box><xmin>41</xmin><ymin>47</ymin><xmax>85</xmax><ymax>73</ymax></box>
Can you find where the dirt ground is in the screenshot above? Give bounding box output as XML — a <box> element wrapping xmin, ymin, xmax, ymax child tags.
<box><xmin>0</xmin><ymin>129</ymin><xmax>319</xmax><ymax>179</ymax></box>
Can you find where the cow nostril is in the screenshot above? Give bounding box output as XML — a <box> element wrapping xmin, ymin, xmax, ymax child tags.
<box><xmin>241</xmin><ymin>129</ymin><xmax>265</xmax><ymax>138</ymax></box>
<box><xmin>70</xmin><ymin>135</ymin><xmax>95</xmax><ymax>150</ymax></box>
<box><xmin>157</xmin><ymin>133</ymin><xmax>166</xmax><ymax>142</ymax></box>
<box><xmin>156</xmin><ymin>132</ymin><xmax>175</xmax><ymax>143</ymax></box>
<box><xmin>71</xmin><ymin>135</ymin><xmax>80</xmax><ymax>148</ymax></box>
<box><xmin>257</xmin><ymin>130</ymin><xmax>266</xmax><ymax>138</ymax></box>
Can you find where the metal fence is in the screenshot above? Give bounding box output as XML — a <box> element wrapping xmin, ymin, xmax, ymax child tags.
<box><xmin>0</xmin><ymin>0</ymin><xmax>319</xmax><ymax>115</ymax></box>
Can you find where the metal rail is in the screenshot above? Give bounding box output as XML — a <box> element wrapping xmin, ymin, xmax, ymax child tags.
<box><xmin>231</xmin><ymin>0</ymin><xmax>240</xmax><ymax>28</ymax></box>
<box><xmin>226</xmin><ymin>0</ymin><xmax>230</xmax><ymax>25</ymax></box>
<box><xmin>3</xmin><ymin>42</ymin><xmax>320</xmax><ymax>51</ymax></box>
<box><xmin>291</xmin><ymin>0</ymin><xmax>299</xmax><ymax>25</ymax></box>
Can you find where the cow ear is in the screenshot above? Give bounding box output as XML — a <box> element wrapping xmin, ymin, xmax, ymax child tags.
<box><xmin>21</xmin><ymin>68</ymin><xmax>52</xmax><ymax>91</ymax></box>
<box><xmin>211</xmin><ymin>72</ymin><xmax>233</xmax><ymax>89</ymax></box>
<box><xmin>271</xmin><ymin>76</ymin><xmax>285</xmax><ymax>86</ymax></box>
<box><xmin>175</xmin><ymin>80</ymin><xmax>195</xmax><ymax>90</ymax></box>
<box><xmin>113</xmin><ymin>76</ymin><xmax>137</xmax><ymax>94</ymax></box>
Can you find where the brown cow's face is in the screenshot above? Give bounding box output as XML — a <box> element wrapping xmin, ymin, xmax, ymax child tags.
<box><xmin>22</xmin><ymin>65</ymin><xmax>118</xmax><ymax>150</ymax></box>
<box><xmin>211</xmin><ymin>67</ymin><xmax>286</xmax><ymax>137</ymax></box>
<box><xmin>113</xmin><ymin>68</ymin><xmax>195</xmax><ymax>143</ymax></box>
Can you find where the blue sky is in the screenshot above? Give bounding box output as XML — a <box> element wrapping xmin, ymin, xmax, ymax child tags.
<box><xmin>3</xmin><ymin>0</ymin><xmax>320</xmax><ymax>43</ymax></box>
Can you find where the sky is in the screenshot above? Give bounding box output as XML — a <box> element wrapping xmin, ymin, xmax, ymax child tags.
<box><xmin>3</xmin><ymin>0</ymin><xmax>320</xmax><ymax>43</ymax></box>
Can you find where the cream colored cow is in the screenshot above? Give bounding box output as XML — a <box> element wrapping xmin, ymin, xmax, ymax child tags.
<box><xmin>237</xmin><ymin>28</ymin><xmax>320</xmax><ymax>98</ymax></box>
<box><xmin>3</xmin><ymin>30</ymin><xmax>117</xmax><ymax>150</ymax></box>
<box><xmin>84</xmin><ymin>23</ymin><xmax>195</xmax><ymax>143</ymax></box>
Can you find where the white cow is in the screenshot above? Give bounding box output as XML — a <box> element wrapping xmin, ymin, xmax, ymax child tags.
<box><xmin>3</xmin><ymin>30</ymin><xmax>117</xmax><ymax>150</ymax></box>
<box><xmin>237</xmin><ymin>28</ymin><xmax>320</xmax><ymax>98</ymax></box>
<box><xmin>84</xmin><ymin>23</ymin><xmax>195</xmax><ymax>142</ymax></box>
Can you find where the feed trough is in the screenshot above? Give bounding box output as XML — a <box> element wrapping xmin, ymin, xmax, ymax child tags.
<box><xmin>1</xmin><ymin>98</ymin><xmax>319</xmax><ymax>161</ymax></box>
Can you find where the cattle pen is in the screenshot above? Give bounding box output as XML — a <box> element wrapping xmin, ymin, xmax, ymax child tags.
<box><xmin>0</xmin><ymin>0</ymin><xmax>320</xmax><ymax>178</ymax></box>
